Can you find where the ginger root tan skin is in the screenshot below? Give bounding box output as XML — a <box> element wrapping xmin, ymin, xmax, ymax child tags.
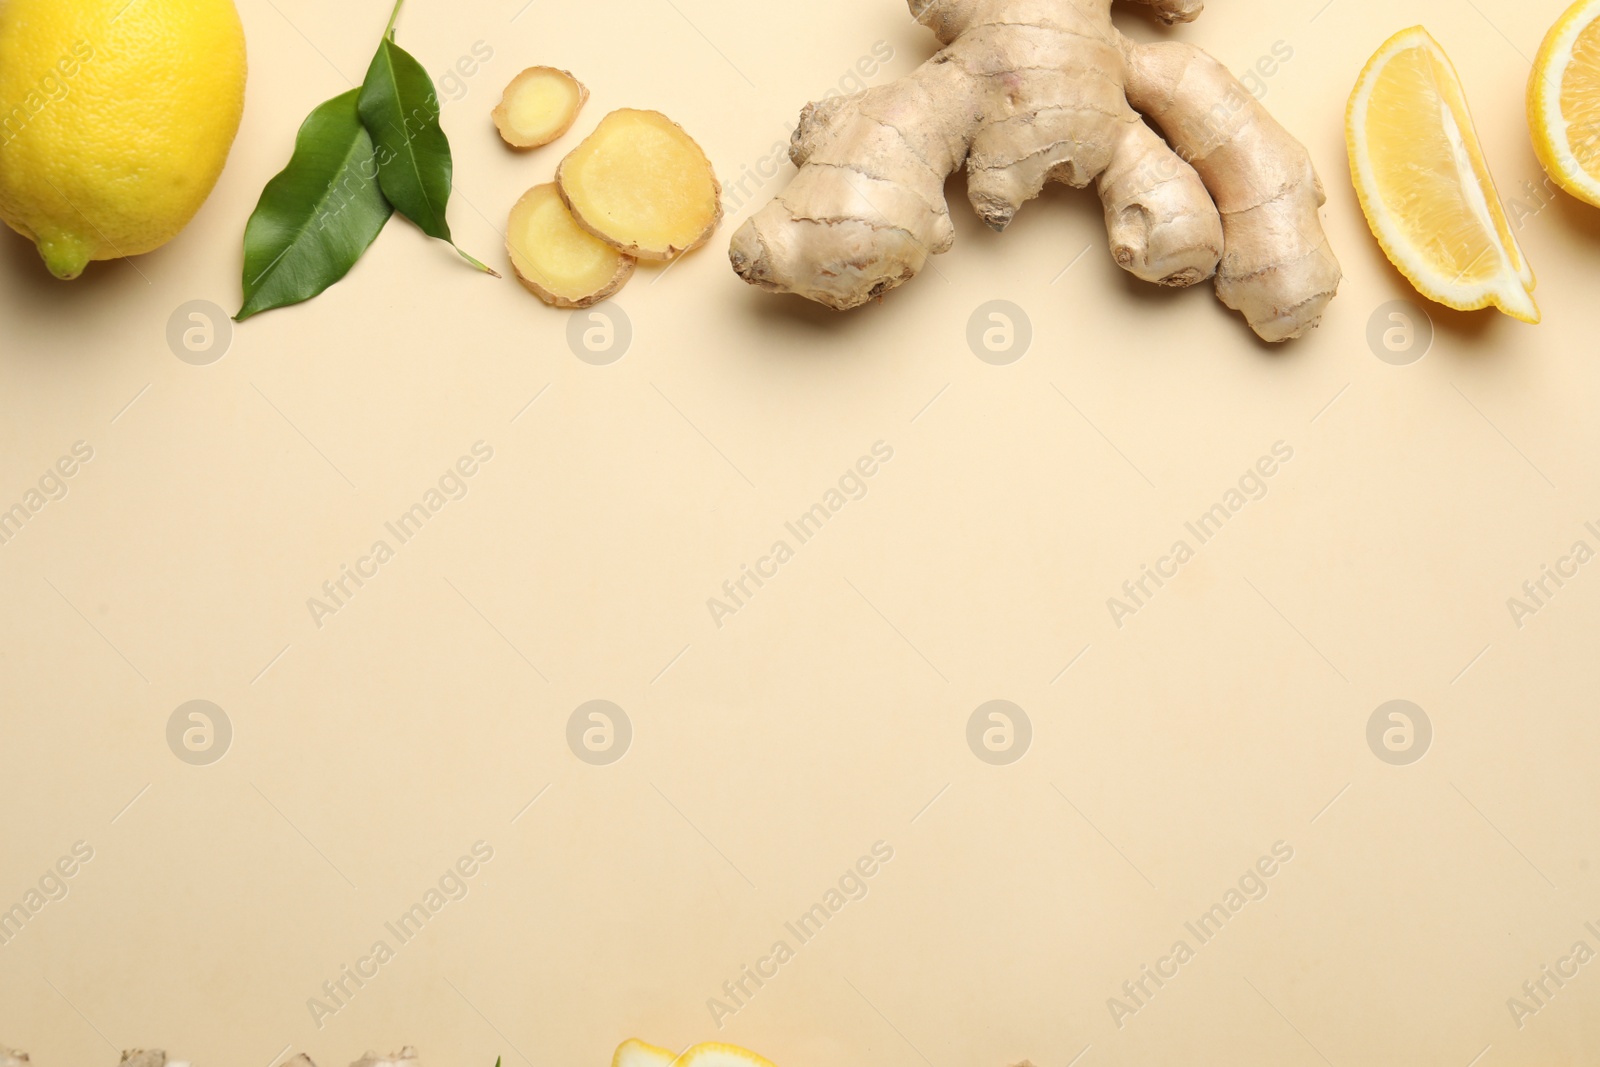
<box><xmin>3</xmin><ymin>1047</ymin><xmax>418</xmax><ymax>1067</ymax></box>
<box><xmin>728</xmin><ymin>0</ymin><xmax>1341</xmax><ymax>342</ymax></box>
<box><xmin>493</xmin><ymin>67</ymin><xmax>589</xmax><ymax>149</ymax></box>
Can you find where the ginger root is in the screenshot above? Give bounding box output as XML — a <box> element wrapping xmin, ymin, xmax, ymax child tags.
<box><xmin>508</xmin><ymin>182</ymin><xmax>635</xmax><ymax>307</ymax></box>
<box><xmin>558</xmin><ymin>109</ymin><xmax>722</xmax><ymax>260</ymax></box>
<box><xmin>288</xmin><ymin>1048</ymin><xmax>416</xmax><ymax>1067</ymax></box>
<box><xmin>728</xmin><ymin>0</ymin><xmax>1340</xmax><ymax>341</ymax></box>
<box><xmin>1</xmin><ymin>1049</ymin><xmax>175</xmax><ymax>1067</ymax></box>
<box><xmin>0</xmin><ymin>1047</ymin><xmax>413</xmax><ymax>1067</ymax></box>
<box><xmin>119</xmin><ymin>1053</ymin><xmax>179</xmax><ymax>1067</ymax></box>
<box><xmin>493</xmin><ymin>67</ymin><xmax>588</xmax><ymax>149</ymax></box>
<box><xmin>350</xmin><ymin>1049</ymin><xmax>419</xmax><ymax>1067</ymax></box>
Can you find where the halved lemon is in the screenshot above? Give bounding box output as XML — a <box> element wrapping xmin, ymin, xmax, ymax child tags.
<box><xmin>1530</xmin><ymin>0</ymin><xmax>1600</xmax><ymax>207</ymax></box>
<box><xmin>1347</xmin><ymin>27</ymin><xmax>1539</xmax><ymax>322</ymax></box>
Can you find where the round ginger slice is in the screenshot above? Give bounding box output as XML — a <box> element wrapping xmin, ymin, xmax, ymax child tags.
<box><xmin>493</xmin><ymin>67</ymin><xmax>588</xmax><ymax>148</ymax></box>
<box><xmin>507</xmin><ymin>183</ymin><xmax>634</xmax><ymax>308</ymax></box>
<box><xmin>557</xmin><ymin>108</ymin><xmax>722</xmax><ymax>260</ymax></box>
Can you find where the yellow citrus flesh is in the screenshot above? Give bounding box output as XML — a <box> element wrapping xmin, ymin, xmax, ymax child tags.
<box><xmin>613</xmin><ymin>1040</ymin><xmax>779</xmax><ymax>1067</ymax></box>
<box><xmin>1531</xmin><ymin>0</ymin><xmax>1600</xmax><ymax>207</ymax></box>
<box><xmin>1348</xmin><ymin>26</ymin><xmax>1538</xmax><ymax>322</ymax></box>
<box><xmin>677</xmin><ymin>1045</ymin><xmax>779</xmax><ymax>1067</ymax></box>
<box><xmin>0</xmin><ymin>0</ymin><xmax>247</xmax><ymax>279</ymax></box>
<box><xmin>611</xmin><ymin>1040</ymin><xmax>676</xmax><ymax>1067</ymax></box>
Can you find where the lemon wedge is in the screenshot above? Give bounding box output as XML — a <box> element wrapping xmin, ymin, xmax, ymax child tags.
<box><xmin>1347</xmin><ymin>26</ymin><xmax>1538</xmax><ymax>322</ymax></box>
<box><xmin>1531</xmin><ymin>0</ymin><xmax>1600</xmax><ymax>208</ymax></box>
<box><xmin>612</xmin><ymin>1041</ymin><xmax>780</xmax><ymax>1067</ymax></box>
<box><xmin>612</xmin><ymin>1041</ymin><xmax>677</xmax><ymax>1067</ymax></box>
<box><xmin>677</xmin><ymin>1047</ymin><xmax>779</xmax><ymax>1067</ymax></box>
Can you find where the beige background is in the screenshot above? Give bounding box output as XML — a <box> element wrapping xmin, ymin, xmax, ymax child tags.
<box><xmin>3</xmin><ymin>0</ymin><xmax>1599</xmax><ymax>1064</ymax></box>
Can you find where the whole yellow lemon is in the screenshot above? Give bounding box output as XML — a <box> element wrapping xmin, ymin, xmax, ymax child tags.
<box><xmin>0</xmin><ymin>0</ymin><xmax>247</xmax><ymax>279</ymax></box>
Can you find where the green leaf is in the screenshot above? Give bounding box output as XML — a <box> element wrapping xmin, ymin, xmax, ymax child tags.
<box><xmin>237</xmin><ymin>89</ymin><xmax>393</xmax><ymax>321</ymax></box>
<box><xmin>359</xmin><ymin>36</ymin><xmax>454</xmax><ymax>242</ymax></box>
<box><xmin>358</xmin><ymin>4</ymin><xmax>496</xmax><ymax>276</ymax></box>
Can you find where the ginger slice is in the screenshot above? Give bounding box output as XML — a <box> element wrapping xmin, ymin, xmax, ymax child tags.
<box><xmin>507</xmin><ymin>183</ymin><xmax>635</xmax><ymax>308</ymax></box>
<box><xmin>493</xmin><ymin>67</ymin><xmax>588</xmax><ymax>148</ymax></box>
<box><xmin>557</xmin><ymin>108</ymin><xmax>721</xmax><ymax>260</ymax></box>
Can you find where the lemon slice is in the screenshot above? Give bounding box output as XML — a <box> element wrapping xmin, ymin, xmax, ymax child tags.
<box><xmin>1347</xmin><ymin>26</ymin><xmax>1539</xmax><ymax>322</ymax></box>
<box><xmin>612</xmin><ymin>1042</ymin><xmax>779</xmax><ymax>1067</ymax></box>
<box><xmin>1531</xmin><ymin>0</ymin><xmax>1600</xmax><ymax>207</ymax></box>
<box><xmin>676</xmin><ymin>1046</ymin><xmax>778</xmax><ymax>1067</ymax></box>
<box><xmin>613</xmin><ymin>1041</ymin><xmax>677</xmax><ymax>1067</ymax></box>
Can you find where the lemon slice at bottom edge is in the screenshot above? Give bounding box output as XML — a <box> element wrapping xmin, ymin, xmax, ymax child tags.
<box><xmin>613</xmin><ymin>1042</ymin><xmax>783</xmax><ymax>1067</ymax></box>
<box><xmin>1348</xmin><ymin>26</ymin><xmax>1538</xmax><ymax>322</ymax></box>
